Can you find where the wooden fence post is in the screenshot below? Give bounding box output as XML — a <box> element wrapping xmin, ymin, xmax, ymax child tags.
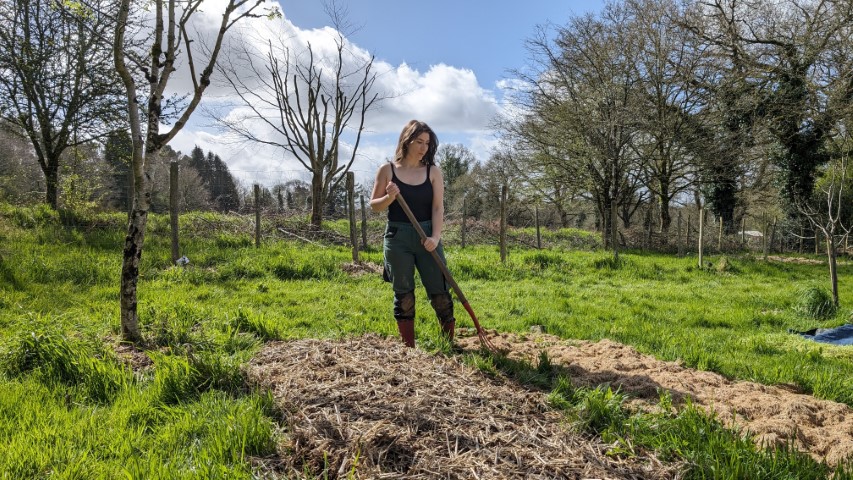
<box><xmin>677</xmin><ymin>210</ymin><xmax>683</xmax><ymax>256</ymax></box>
<box><xmin>360</xmin><ymin>195</ymin><xmax>367</xmax><ymax>249</ymax></box>
<box><xmin>535</xmin><ymin>204</ymin><xmax>541</xmax><ymax>249</ymax></box>
<box><xmin>500</xmin><ymin>184</ymin><xmax>507</xmax><ymax>262</ymax></box>
<box><xmin>769</xmin><ymin>216</ymin><xmax>777</xmax><ymax>255</ymax></box>
<box><xmin>644</xmin><ymin>208</ymin><xmax>652</xmax><ymax>250</ymax></box>
<box><xmin>698</xmin><ymin>207</ymin><xmax>704</xmax><ymax>268</ymax></box>
<box><xmin>461</xmin><ymin>196</ymin><xmax>467</xmax><ymax>249</ymax></box>
<box><xmin>254</xmin><ymin>184</ymin><xmax>261</xmax><ymax>248</ymax></box>
<box><xmin>815</xmin><ymin>228</ymin><xmax>819</xmax><ymax>254</ymax></box>
<box><xmin>611</xmin><ymin>198</ymin><xmax>619</xmax><ymax>262</ymax></box>
<box><xmin>799</xmin><ymin>224</ymin><xmax>804</xmax><ymax>254</ymax></box>
<box><xmin>687</xmin><ymin>214</ymin><xmax>692</xmax><ymax>247</ymax></box>
<box><xmin>718</xmin><ymin>216</ymin><xmax>723</xmax><ymax>252</ymax></box>
<box><xmin>347</xmin><ymin>172</ymin><xmax>358</xmax><ymax>262</ymax></box>
<box><xmin>169</xmin><ymin>161</ymin><xmax>179</xmax><ymax>264</ymax></box>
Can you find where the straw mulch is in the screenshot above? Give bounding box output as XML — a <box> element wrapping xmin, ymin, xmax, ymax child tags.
<box><xmin>457</xmin><ymin>332</ymin><xmax>853</xmax><ymax>467</ymax></box>
<box><xmin>246</xmin><ymin>334</ymin><xmax>678</xmax><ymax>479</ymax></box>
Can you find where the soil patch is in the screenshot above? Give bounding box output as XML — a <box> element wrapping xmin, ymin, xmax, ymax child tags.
<box><xmin>457</xmin><ymin>331</ymin><xmax>853</xmax><ymax>466</ymax></box>
<box><xmin>340</xmin><ymin>261</ymin><xmax>383</xmax><ymax>277</ymax></box>
<box><xmin>246</xmin><ymin>335</ymin><xmax>677</xmax><ymax>479</ymax></box>
<box><xmin>766</xmin><ymin>255</ymin><xmax>824</xmax><ymax>265</ymax></box>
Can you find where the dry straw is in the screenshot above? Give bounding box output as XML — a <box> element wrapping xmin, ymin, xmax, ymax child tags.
<box><xmin>246</xmin><ymin>334</ymin><xmax>675</xmax><ymax>479</ymax></box>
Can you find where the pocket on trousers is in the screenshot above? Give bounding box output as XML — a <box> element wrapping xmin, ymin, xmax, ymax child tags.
<box><xmin>384</xmin><ymin>226</ymin><xmax>398</xmax><ymax>239</ymax></box>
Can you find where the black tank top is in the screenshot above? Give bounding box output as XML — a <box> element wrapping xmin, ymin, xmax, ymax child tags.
<box><xmin>388</xmin><ymin>163</ymin><xmax>433</xmax><ymax>222</ymax></box>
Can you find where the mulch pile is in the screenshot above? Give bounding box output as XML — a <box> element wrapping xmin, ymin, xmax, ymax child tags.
<box><xmin>245</xmin><ymin>334</ymin><xmax>677</xmax><ymax>479</ymax></box>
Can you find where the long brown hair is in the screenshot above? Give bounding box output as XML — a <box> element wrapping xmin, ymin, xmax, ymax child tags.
<box><xmin>394</xmin><ymin>120</ymin><xmax>438</xmax><ymax>165</ymax></box>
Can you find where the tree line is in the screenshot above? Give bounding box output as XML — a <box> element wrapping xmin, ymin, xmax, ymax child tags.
<box><xmin>6</xmin><ymin>0</ymin><xmax>848</xmax><ymax>243</ymax></box>
<box><xmin>495</xmin><ymin>0</ymin><xmax>852</xmax><ymax>249</ymax></box>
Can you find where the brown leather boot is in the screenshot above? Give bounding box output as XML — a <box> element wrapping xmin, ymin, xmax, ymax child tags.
<box><xmin>397</xmin><ymin>319</ymin><xmax>415</xmax><ymax>348</ymax></box>
<box><xmin>440</xmin><ymin>320</ymin><xmax>455</xmax><ymax>341</ymax></box>
<box><xmin>430</xmin><ymin>293</ymin><xmax>455</xmax><ymax>342</ymax></box>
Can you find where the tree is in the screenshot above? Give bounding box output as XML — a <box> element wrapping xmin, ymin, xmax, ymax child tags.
<box><xmin>284</xmin><ymin>179</ymin><xmax>310</xmax><ymax>211</ymax></box>
<box><xmin>683</xmin><ymin>0</ymin><xmax>853</xmax><ymax>229</ymax></box>
<box><xmin>113</xmin><ymin>0</ymin><xmax>271</xmax><ymax>341</ymax></box>
<box><xmin>188</xmin><ymin>146</ymin><xmax>211</xmax><ymax>187</ymax></box>
<box><xmin>0</xmin><ymin>122</ymin><xmax>42</xmax><ymax>203</ymax></box>
<box><xmin>103</xmin><ymin>130</ymin><xmax>133</xmax><ymax>212</ymax></box>
<box><xmin>214</xmin><ymin>6</ymin><xmax>382</xmax><ymax>227</ymax></box>
<box><xmin>0</xmin><ymin>0</ymin><xmax>123</xmax><ymax>208</ymax></box>
<box><xmin>509</xmin><ymin>4</ymin><xmax>644</xmax><ymax>243</ymax></box>
<box><xmin>209</xmin><ymin>153</ymin><xmax>240</xmax><ymax>212</ymax></box>
<box><xmin>435</xmin><ymin>143</ymin><xmax>475</xmax><ymax>212</ymax></box>
<box><xmin>798</xmin><ymin>134</ymin><xmax>852</xmax><ymax>307</ymax></box>
<box><xmin>627</xmin><ymin>0</ymin><xmax>704</xmax><ymax>232</ymax></box>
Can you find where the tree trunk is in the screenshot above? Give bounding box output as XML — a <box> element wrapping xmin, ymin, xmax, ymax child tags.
<box><xmin>46</xmin><ymin>161</ymin><xmax>60</xmax><ymax>209</ymax></box>
<box><xmin>556</xmin><ymin>204</ymin><xmax>569</xmax><ymax>228</ymax></box>
<box><xmin>310</xmin><ymin>173</ymin><xmax>324</xmax><ymax>227</ymax></box>
<box><xmin>611</xmin><ymin>198</ymin><xmax>619</xmax><ymax>262</ymax></box>
<box><xmin>657</xmin><ymin>194</ymin><xmax>671</xmax><ymax>233</ymax></box>
<box><xmin>120</xmin><ymin>207</ymin><xmax>147</xmax><ymax>342</ymax></box>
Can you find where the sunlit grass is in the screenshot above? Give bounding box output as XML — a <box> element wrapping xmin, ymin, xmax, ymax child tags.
<box><xmin>1</xmin><ymin>205</ymin><xmax>852</xmax><ymax>478</ymax></box>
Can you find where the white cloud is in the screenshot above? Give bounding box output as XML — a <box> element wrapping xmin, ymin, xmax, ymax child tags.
<box><xmin>160</xmin><ymin>5</ymin><xmax>505</xmax><ymax>189</ymax></box>
<box><xmin>370</xmin><ymin>63</ymin><xmax>500</xmax><ymax>134</ymax></box>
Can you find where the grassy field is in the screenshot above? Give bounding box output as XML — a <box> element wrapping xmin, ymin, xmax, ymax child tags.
<box><xmin>1</xmin><ymin>205</ymin><xmax>851</xmax><ymax>478</ymax></box>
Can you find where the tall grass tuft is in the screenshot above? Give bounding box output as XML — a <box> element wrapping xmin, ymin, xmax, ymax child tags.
<box><xmin>2</xmin><ymin>330</ymin><xmax>130</xmax><ymax>403</ymax></box>
<box><xmin>229</xmin><ymin>309</ymin><xmax>282</xmax><ymax>341</ymax></box>
<box><xmin>151</xmin><ymin>351</ymin><xmax>200</xmax><ymax>404</ymax></box>
<box><xmin>592</xmin><ymin>255</ymin><xmax>626</xmax><ymax>270</ymax></box>
<box><xmin>794</xmin><ymin>286</ymin><xmax>837</xmax><ymax>319</ymax></box>
<box><xmin>150</xmin><ymin>349</ymin><xmax>251</xmax><ymax>404</ymax></box>
<box><xmin>191</xmin><ymin>351</ymin><xmax>249</xmax><ymax>395</ymax></box>
<box><xmin>143</xmin><ymin>303</ymin><xmax>213</xmax><ymax>353</ymax></box>
<box><xmin>573</xmin><ymin>386</ymin><xmax>627</xmax><ymax>436</ymax></box>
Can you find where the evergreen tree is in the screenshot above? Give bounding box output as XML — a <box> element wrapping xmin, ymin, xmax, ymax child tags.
<box><xmin>104</xmin><ymin>130</ymin><xmax>133</xmax><ymax>212</ymax></box>
<box><xmin>286</xmin><ymin>190</ymin><xmax>295</xmax><ymax>210</ymax></box>
<box><xmin>211</xmin><ymin>154</ymin><xmax>240</xmax><ymax>212</ymax></box>
<box><xmin>188</xmin><ymin>146</ymin><xmax>210</xmax><ymax>185</ymax></box>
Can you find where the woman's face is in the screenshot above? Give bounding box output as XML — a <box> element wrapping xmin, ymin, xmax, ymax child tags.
<box><xmin>408</xmin><ymin>132</ymin><xmax>430</xmax><ymax>160</ymax></box>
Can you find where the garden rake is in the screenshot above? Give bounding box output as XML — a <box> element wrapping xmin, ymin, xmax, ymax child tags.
<box><xmin>394</xmin><ymin>193</ymin><xmax>496</xmax><ymax>351</ymax></box>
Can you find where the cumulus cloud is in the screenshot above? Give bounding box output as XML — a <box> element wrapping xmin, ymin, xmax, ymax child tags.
<box><xmin>162</xmin><ymin>3</ymin><xmax>503</xmax><ymax>188</ymax></box>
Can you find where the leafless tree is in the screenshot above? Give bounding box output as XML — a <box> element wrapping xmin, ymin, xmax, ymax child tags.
<box><xmin>113</xmin><ymin>0</ymin><xmax>271</xmax><ymax>341</ymax></box>
<box><xmin>506</xmin><ymin>3</ymin><xmax>645</xmax><ymax>244</ymax></box>
<box><xmin>213</xmin><ymin>9</ymin><xmax>382</xmax><ymax>227</ymax></box>
<box><xmin>627</xmin><ymin>0</ymin><xmax>708</xmax><ymax>232</ymax></box>
<box><xmin>798</xmin><ymin>134</ymin><xmax>852</xmax><ymax>307</ymax></box>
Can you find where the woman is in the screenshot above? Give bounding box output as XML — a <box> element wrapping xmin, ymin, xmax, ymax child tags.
<box><xmin>369</xmin><ymin>120</ymin><xmax>455</xmax><ymax>347</ymax></box>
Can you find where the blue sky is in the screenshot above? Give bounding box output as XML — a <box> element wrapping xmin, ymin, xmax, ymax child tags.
<box><xmin>279</xmin><ymin>0</ymin><xmax>604</xmax><ymax>90</ymax></box>
<box><xmin>170</xmin><ymin>0</ymin><xmax>605</xmax><ymax>187</ymax></box>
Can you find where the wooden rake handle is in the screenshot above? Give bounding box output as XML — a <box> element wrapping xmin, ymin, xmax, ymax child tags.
<box><xmin>394</xmin><ymin>193</ymin><xmax>494</xmax><ymax>350</ymax></box>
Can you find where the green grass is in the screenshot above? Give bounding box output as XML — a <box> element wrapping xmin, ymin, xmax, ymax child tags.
<box><xmin>1</xmin><ymin>204</ymin><xmax>852</xmax><ymax>478</ymax></box>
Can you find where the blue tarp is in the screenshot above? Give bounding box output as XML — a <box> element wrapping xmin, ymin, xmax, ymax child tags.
<box><xmin>799</xmin><ymin>324</ymin><xmax>853</xmax><ymax>346</ymax></box>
